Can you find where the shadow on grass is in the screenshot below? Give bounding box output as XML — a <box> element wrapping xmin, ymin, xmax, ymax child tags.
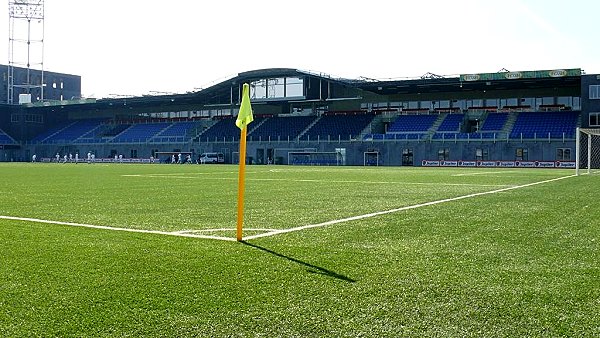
<box><xmin>242</xmin><ymin>241</ymin><xmax>356</xmax><ymax>283</ymax></box>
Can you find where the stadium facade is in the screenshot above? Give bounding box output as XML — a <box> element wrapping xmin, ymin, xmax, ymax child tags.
<box><xmin>1</xmin><ymin>66</ymin><xmax>599</xmax><ymax>167</ymax></box>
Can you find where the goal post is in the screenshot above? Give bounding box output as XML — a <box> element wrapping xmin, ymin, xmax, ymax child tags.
<box><xmin>363</xmin><ymin>151</ymin><xmax>380</xmax><ymax>166</ymax></box>
<box><xmin>576</xmin><ymin>128</ymin><xmax>600</xmax><ymax>175</ymax></box>
<box><xmin>287</xmin><ymin>151</ymin><xmax>342</xmax><ymax>166</ymax></box>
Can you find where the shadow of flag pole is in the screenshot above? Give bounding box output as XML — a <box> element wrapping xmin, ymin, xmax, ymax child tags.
<box><xmin>236</xmin><ymin>83</ymin><xmax>254</xmax><ymax>241</ymax></box>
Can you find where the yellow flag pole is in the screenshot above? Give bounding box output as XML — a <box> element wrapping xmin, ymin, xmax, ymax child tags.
<box><xmin>236</xmin><ymin>126</ymin><xmax>248</xmax><ymax>241</ymax></box>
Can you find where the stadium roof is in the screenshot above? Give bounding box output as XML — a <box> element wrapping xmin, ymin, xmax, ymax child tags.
<box><xmin>11</xmin><ymin>67</ymin><xmax>584</xmax><ymax>114</ymax></box>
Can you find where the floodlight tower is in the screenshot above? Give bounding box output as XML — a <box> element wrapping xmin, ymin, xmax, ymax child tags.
<box><xmin>7</xmin><ymin>0</ymin><xmax>45</xmax><ymax>104</ymax></box>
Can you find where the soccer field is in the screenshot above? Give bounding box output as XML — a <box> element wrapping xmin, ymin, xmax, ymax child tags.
<box><xmin>1</xmin><ymin>163</ymin><xmax>599</xmax><ymax>336</ymax></box>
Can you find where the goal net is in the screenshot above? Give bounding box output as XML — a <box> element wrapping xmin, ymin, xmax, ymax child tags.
<box><xmin>287</xmin><ymin>152</ymin><xmax>342</xmax><ymax>166</ymax></box>
<box><xmin>576</xmin><ymin>128</ymin><xmax>600</xmax><ymax>175</ymax></box>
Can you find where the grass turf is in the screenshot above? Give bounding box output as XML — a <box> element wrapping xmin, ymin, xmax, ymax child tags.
<box><xmin>1</xmin><ymin>163</ymin><xmax>599</xmax><ymax>336</ymax></box>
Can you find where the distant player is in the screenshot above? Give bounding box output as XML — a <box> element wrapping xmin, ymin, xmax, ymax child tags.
<box><xmin>75</xmin><ymin>153</ymin><xmax>79</xmax><ymax>163</ymax></box>
<box><xmin>91</xmin><ymin>153</ymin><xmax>95</xmax><ymax>163</ymax></box>
<box><xmin>55</xmin><ymin>153</ymin><xmax>60</xmax><ymax>163</ymax></box>
<box><xmin>69</xmin><ymin>153</ymin><xmax>73</xmax><ymax>163</ymax></box>
<box><xmin>63</xmin><ymin>154</ymin><xmax>68</xmax><ymax>164</ymax></box>
<box><xmin>32</xmin><ymin>154</ymin><xmax>36</xmax><ymax>162</ymax></box>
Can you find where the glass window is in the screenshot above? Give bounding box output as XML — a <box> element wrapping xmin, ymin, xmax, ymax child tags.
<box><xmin>250</xmin><ymin>79</ymin><xmax>267</xmax><ymax>99</ymax></box>
<box><xmin>573</xmin><ymin>97</ymin><xmax>581</xmax><ymax>110</ymax></box>
<box><xmin>590</xmin><ymin>112</ymin><xmax>600</xmax><ymax>126</ymax></box>
<box><xmin>557</xmin><ymin>96</ymin><xmax>572</xmax><ymax>107</ymax></box>
<box><xmin>542</xmin><ymin>97</ymin><xmax>554</xmax><ymax>105</ymax></box>
<box><xmin>476</xmin><ymin>148</ymin><xmax>489</xmax><ymax>160</ymax></box>
<box><xmin>516</xmin><ymin>148</ymin><xmax>528</xmax><ymax>161</ymax></box>
<box><xmin>285</xmin><ymin>77</ymin><xmax>303</xmax><ymax>97</ymax></box>
<box><xmin>535</xmin><ymin>97</ymin><xmax>543</xmax><ymax>110</ymax></box>
<box><xmin>452</xmin><ymin>99</ymin><xmax>466</xmax><ymax>110</ymax></box>
<box><xmin>521</xmin><ymin>98</ymin><xmax>534</xmax><ymax>107</ymax></box>
<box><xmin>469</xmin><ymin>99</ymin><xmax>483</xmax><ymax>108</ymax></box>
<box><xmin>408</xmin><ymin>101</ymin><xmax>419</xmax><ymax>109</ymax></box>
<box><xmin>267</xmin><ymin>78</ymin><xmax>285</xmax><ymax>98</ymax></box>
<box><xmin>590</xmin><ymin>85</ymin><xmax>600</xmax><ymax>99</ymax></box>
<box><xmin>439</xmin><ymin>100</ymin><xmax>450</xmax><ymax>108</ymax></box>
<box><xmin>556</xmin><ymin>148</ymin><xmax>571</xmax><ymax>161</ymax></box>
<box><xmin>438</xmin><ymin>148</ymin><xmax>449</xmax><ymax>161</ymax></box>
<box><xmin>485</xmin><ymin>99</ymin><xmax>498</xmax><ymax>107</ymax></box>
<box><xmin>420</xmin><ymin>101</ymin><xmax>432</xmax><ymax>110</ymax></box>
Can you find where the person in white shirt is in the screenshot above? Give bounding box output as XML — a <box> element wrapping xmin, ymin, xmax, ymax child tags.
<box><xmin>75</xmin><ymin>153</ymin><xmax>79</xmax><ymax>163</ymax></box>
<box><xmin>32</xmin><ymin>154</ymin><xmax>36</xmax><ymax>162</ymax></box>
<box><xmin>55</xmin><ymin>153</ymin><xmax>60</xmax><ymax>163</ymax></box>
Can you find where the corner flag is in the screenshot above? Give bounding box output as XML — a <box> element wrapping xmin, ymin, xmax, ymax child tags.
<box><xmin>236</xmin><ymin>83</ymin><xmax>253</xmax><ymax>241</ymax></box>
<box><xmin>236</xmin><ymin>84</ymin><xmax>253</xmax><ymax>130</ymax></box>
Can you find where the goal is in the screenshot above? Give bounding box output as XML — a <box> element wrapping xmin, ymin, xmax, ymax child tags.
<box><xmin>287</xmin><ymin>151</ymin><xmax>342</xmax><ymax>166</ymax></box>
<box><xmin>576</xmin><ymin>128</ymin><xmax>600</xmax><ymax>175</ymax></box>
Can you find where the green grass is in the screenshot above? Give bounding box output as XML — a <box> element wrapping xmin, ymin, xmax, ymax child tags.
<box><xmin>1</xmin><ymin>163</ymin><xmax>599</xmax><ymax>337</ymax></box>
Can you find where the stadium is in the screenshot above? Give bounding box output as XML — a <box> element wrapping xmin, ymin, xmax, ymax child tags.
<box><xmin>2</xmin><ymin>66</ymin><xmax>600</xmax><ymax>168</ymax></box>
<box><xmin>2</xmin><ymin>1</ymin><xmax>600</xmax><ymax>337</ymax></box>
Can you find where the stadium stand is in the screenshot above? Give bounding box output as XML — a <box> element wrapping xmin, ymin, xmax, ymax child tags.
<box><xmin>509</xmin><ymin>111</ymin><xmax>579</xmax><ymax>139</ymax></box>
<box><xmin>112</xmin><ymin>122</ymin><xmax>171</xmax><ymax>143</ymax></box>
<box><xmin>0</xmin><ymin>128</ymin><xmax>17</xmax><ymax>144</ymax></box>
<box><xmin>436</xmin><ymin>114</ymin><xmax>465</xmax><ymax>132</ymax></box>
<box><xmin>249</xmin><ymin>116</ymin><xmax>316</xmax><ymax>141</ymax></box>
<box><xmin>151</xmin><ymin>121</ymin><xmax>199</xmax><ymax>142</ymax></box>
<box><xmin>32</xmin><ymin>119</ymin><xmax>104</xmax><ymax>144</ymax></box>
<box><xmin>480</xmin><ymin>113</ymin><xmax>509</xmax><ymax>131</ymax></box>
<box><xmin>387</xmin><ymin>114</ymin><xmax>438</xmax><ymax>133</ymax></box>
<box><xmin>301</xmin><ymin>113</ymin><xmax>375</xmax><ymax>140</ymax></box>
<box><xmin>199</xmin><ymin>118</ymin><xmax>247</xmax><ymax>142</ymax></box>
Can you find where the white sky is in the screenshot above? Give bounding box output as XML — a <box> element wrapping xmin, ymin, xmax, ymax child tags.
<box><xmin>2</xmin><ymin>0</ymin><xmax>599</xmax><ymax>98</ymax></box>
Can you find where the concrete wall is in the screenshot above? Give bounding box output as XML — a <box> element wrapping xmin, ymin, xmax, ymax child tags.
<box><xmin>18</xmin><ymin>138</ymin><xmax>576</xmax><ymax>166</ymax></box>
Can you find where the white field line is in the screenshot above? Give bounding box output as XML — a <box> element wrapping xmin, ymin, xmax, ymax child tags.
<box><xmin>1</xmin><ymin>174</ymin><xmax>575</xmax><ymax>242</ymax></box>
<box><xmin>452</xmin><ymin>171</ymin><xmax>519</xmax><ymax>177</ymax></box>
<box><xmin>0</xmin><ymin>215</ymin><xmax>237</xmax><ymax>241</ymax></box>
<box><xmin>173</xmin><ymin>228</ymin><xmax>277</xmax><ymax>234</ymax></box>
<box><xmin>242</xmin><ymin>174</ymin><xmax>575</xmax><ymax>240</ymax></box>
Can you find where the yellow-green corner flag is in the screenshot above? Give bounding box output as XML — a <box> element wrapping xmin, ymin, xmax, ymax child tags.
<box><xmin>236</xmin><ymin>84</ymin><xmax>254</xmax><ymax>130</ymax></box>
<box><xmin>236</xmin><ymin>83</ymin><xmax>253</xmax><ymax>241</ymax></box>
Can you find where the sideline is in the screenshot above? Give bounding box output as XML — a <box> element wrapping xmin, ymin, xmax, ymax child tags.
<box><xmin>0</xmin><ymin>215</ymin><xmax>236</xmax><ymax>241</ymax></box>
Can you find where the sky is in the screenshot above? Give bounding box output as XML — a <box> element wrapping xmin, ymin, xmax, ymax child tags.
<box><xmin>1</xmin><ymin>0</ymin><xmax>599</xmax><ymax>99</ymax></box>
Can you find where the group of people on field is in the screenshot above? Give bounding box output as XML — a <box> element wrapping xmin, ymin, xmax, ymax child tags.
<box><xmin>168</xmin><ymin>153</ymin><xmax>192</xmax><ymax>164</ymax></box>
